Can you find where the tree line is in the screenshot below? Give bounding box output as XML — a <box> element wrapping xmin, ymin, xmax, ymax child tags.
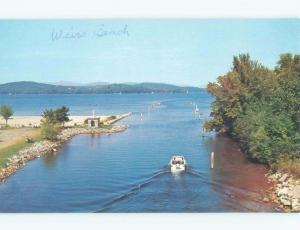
<box><xmin>204</xmin><ymin>53</ymin><xmax>300</xmax><ymax>168</ymax></box>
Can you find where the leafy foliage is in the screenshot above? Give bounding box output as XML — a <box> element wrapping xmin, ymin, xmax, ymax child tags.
<box><xmin>55</xmin><ymin>106</ymin><xmax>70</xmax><ymax>126</ymax></box>
<box><xmin>42</xmin><ymin>106</ymin><xmax>70</xmax><ymax>126</ymax></box>
<box><xmin>40</xmin><ymin>106</ymin><xmax>70</xmax><ymax>141</ymax></box>
<box><xmin>205</xmin><ymin>53</ymin><xmax>300</xmax><ymax>165</ymax></box>
<box><xmin>42</xmin><ymin>109</ymin><xmax>58</xmax><ymax>124</ymax></box>
<box><xmin>40</xmin><ymin>119</ymin><xmax>59</xmax><ymax>141</ymax></box>
<box><xmin>0</xmin><ymin>104</ymin><xmax>14</xmax><ymax>126</ymax></box>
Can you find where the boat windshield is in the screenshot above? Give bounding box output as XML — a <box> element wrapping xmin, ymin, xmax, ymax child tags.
<box><xmin>172</xmin><ymin>160</ymin><xmax>184</xmax><ymax>164</ymax></box>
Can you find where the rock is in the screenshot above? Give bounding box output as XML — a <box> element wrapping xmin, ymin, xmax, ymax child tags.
<box><xmin>279</xmin><ymin>196</ymin><xmax>291</xmax><ymax>206</ymax></box>
<box><xmin>274</xmin><ymin>172</ymin><xmax>281</xmax><ymax>180</ymax></box>
<box><xmin>291</xmin><ymin>185</ymin><xmax>300</xmax><ymax>199</ymax></box>
<box><xmin>263</xmin><ymin>197</ymin><xmax>270</xmax><ymax>202</ymax></box>
<box><xmin>277</xmin><ymin>187</ymin><xmax>290</xmax><ymax>197</ymax></box>
<box><xmin>279</xmin><ymin>174</ymin><xmax>289</xmax><ymax>183</ymax></box>
<box><xmin>271</xmin><ymin>171</ymin><xmax>300</xmax><ymax>211</ymax></box>
<box><xmin>0</xmin><ymin>125</ymin><xmax>128</xmax><ymax>182</ymax></box>
<box><xmin>291</xmin><ymin>198</ymin><xmax>300</xmax><ymax>212</ymax></box>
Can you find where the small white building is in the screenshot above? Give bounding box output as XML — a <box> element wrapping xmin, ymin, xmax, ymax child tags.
<box><xmin>86</xmin><ymin>117</ymin><xmax>100</xmax><ymax>128</ymax></box>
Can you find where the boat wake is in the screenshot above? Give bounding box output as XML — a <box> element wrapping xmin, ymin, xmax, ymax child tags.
<box><xmin>186</xmin><ymin>168</ymin><xmax>269</xmax><ymax>211</ymax></box>
<box><xmin>94</xmin><ymin>169</ymin><xmax>170</xmax><ymax>212</ymax></box>
<box><xmin>94</xmin><ymin>166</ymin><xmax>268</xmax><ymax>212</ymax></box>
<box><xmin>186</xmin><ymin>168</ymin><xmax>207</xmax><ymax>179</ymax></box>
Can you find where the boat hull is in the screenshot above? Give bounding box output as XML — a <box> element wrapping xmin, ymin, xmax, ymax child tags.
<box><xmin>169</xmin><ymin>155</ymin><xmax>187</xmax><ymax>173</ymax></box>
<box><xmin>170</xmin><ymin>165</ymin><xmax>186</xmax><ymax>173</ymax></box>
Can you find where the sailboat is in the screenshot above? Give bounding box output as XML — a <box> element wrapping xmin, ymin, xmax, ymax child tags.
<box><xmin>194</xmin><ymin>105</ymin><xmax>199</xmax><ymax>114</ymax></box>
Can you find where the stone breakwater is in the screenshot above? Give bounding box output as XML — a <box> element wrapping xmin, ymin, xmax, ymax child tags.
<box><xmin>0</xmin><ymin>125</ymin><xmax>128</xmax><ymax>182</ymax></box>
<box><xmin>266</xmin><ymin>172</ymin><xmax>300</xmax><ymax>212</ymax></box>
<box><xmin>105</xmin><ymin>112</ymin><xmax>132</xmax><ymax>125</ymax></box>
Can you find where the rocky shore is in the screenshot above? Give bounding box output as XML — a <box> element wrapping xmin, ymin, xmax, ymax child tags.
<box><xmin>0</xmin><ymin>125</ymin><xmax>128</xmax><ymax>182</ymax></box>
<box><xmin>266</xmin><ymin>172</ymin><xmax>300</xmax><ymax>212</ymax></box>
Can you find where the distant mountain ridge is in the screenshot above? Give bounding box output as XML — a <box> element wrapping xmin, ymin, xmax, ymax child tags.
<box><xmin>0</xmin><ymin>81</ymin><xmax>204</xmax><ymax>94</ymax></box>
<box><xmin>47</xmin><ymin>81</ymin><xmax>110</xmax><ymax>86</ymax></box>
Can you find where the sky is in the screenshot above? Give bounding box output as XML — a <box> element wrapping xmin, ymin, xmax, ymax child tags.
<box><xmin>0</xmin><ymin>19</ymin><xmax>299</xmax><ymax>87</ymax></box>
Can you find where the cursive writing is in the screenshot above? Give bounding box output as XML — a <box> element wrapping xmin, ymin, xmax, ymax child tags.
<box><xmin>94</xmin><ymin>24</ymin><xmax>129</xmax><ymax>37</ymax></box>
<box><xmin>51</xmin><ymin>24</ymin><xmax>129</xmax><ymax>42</ymax></box>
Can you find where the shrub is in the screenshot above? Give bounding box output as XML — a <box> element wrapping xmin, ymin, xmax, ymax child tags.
<box><xmin>40</xmin><ymin>119</ymin><xmax>59</xmax><ymax>141</ymax></box>
<box><xmin>42</xmin><ymin>106</ymin><xmax>70</xmax><ymax>126</ymax></box>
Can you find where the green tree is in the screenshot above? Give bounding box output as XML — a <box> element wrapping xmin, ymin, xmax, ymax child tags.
<box><xmin>42</xmin><ymin>109</ymin><xmax>58</xmax><ymax>124</ymax></box>
<box><xmin>55</xmin><ymin>106</ymin><xmax>70</xmax><ymax>127</ymax></box>
<box><xmin>41</xmin><ymin>106</ymin><xmax>70</xmax><ymax>126</ymax></box>
<box><xmin>40</xmin><ymin>118</ymin><xmax>59</xmax><ymax>141</ymax></box>
<box><xmin>205</xmin><ymin>53</ymin><xmax>300</xmax><ymax>165</ymax></box>
<box><xmin>0</xmin><ymin>104</ymin><xmax>14</xmax><ymax>126</ymax></box>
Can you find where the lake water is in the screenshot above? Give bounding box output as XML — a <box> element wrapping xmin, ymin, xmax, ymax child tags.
<box><xmin>0</xmin><ymin>93</ymin><xmax>278</xmax><ymax>212</ymax></box>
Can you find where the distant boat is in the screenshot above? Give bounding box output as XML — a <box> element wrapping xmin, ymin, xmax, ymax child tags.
<box><xmin>151</xmin><ymin>101</ymin><xmax>161</xmax><ymax>107</ymax></box>
<box><xmin>194</xmin><ymin>105</ymin><xmax>199</xmax><ymax>113</ymax></box>
<box><xmin>202</xmin><ymin>127</ymin><xmax>206</xmax><ymax>137</ymax></box>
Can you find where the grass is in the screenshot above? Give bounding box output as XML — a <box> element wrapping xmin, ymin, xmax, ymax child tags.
<box><xmin>0</xmin><ymin>125</ymin><xmax>17</xmax><ymax>130</ymax></box>
<box><xmin>272</xmin><ymin>158</ymin><xmax>300</xmax><ymax>177</ymax></box>
<box><xmin>0</xmin><ymin>123</ymin><xmax>113</xmax><ymax>169</ymax></box>
<box><xmin>99</xmin><ymin>124</ymin><xmax>113</xmax><ymax>129</ymax></box>
<box><xmin>0</xmin><ymin>129</ymin><xmax>42</xmax><ymax>168</ymax></box>
<box><xmin>80</xmin><ymin>122</ymin><xmax>113</xmax><ymax>129</ymax></box>
<box><xmin>71</xmin><ymin>124</ymin><xmax>87</xmax><ymax>128</ymax></box>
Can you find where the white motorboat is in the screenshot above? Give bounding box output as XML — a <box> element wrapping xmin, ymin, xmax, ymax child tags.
<box><xmin>169</xmin><ymin>155</ymin><xmax>187</xmax><ymax>173</ymax></box>
<box><xmin>194</xmin><ymin>105</ymin><xmax>199</xmax><ymax>113</ymax></box>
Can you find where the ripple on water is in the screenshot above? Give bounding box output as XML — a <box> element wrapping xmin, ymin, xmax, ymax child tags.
<box><xmin>0</xmin><ymin>93</ymin><xmax>278</xmax><ymax>212</ymax></box>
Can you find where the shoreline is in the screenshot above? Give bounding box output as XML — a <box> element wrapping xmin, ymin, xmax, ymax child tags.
<box><xmin>216</xmin><ymin>133</ymin><xmax>300</xmax><ymax>212</ymax></box>
<box><xmin>0</xmin><ymin>113</ymin><xmax>131</xmax><ymax>182</ymax></box>
<box><xmin>0</xmin><ymin>125</ymin><xmax>128</xmax><ymax>182</ymax></box>
<box><xmin>0</xmin><ymin>113</ymin><xmax>132</xmax><ymax>128</ymax></box>
<box><xmin>266</xmin><ymin>171</ymin><xmax>300</xmax><ymax>212</ymax></box>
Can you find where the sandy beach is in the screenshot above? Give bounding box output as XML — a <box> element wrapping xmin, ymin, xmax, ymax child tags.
<box><xmin>0</xmin><ymin>115</ymin><xmax>115</xmax><ymax>128</ymax></box>
<box><xmin>0</xmin><ymin>113</ymin><xmax>131</xmax><ymax>158</ymax></box>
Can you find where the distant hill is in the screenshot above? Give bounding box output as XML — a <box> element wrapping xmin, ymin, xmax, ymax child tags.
<box><xmin>0</xmin><ymin>81</ymin><xmax>204</xmax><ymax>94</ymax></box>
<box><xmin>47</xmin><ymin>81</ymin><xmax>110</xmax><ymax>86</ymax></box>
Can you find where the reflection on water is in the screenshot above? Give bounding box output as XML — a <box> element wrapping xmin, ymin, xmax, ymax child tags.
<box><xmin>0</xmin><ymin>93</ymin><xmax>278</xmax><ymax>212</ymax></box>
<box><xmin>210</xmin><ymin>135</ymin><xmax>278</xmax><ymax>211</ymax></box>
<box><xmin>43</xmin><ymin>154</ymin><xmax>57</xmax><ymax>169</ymax></box>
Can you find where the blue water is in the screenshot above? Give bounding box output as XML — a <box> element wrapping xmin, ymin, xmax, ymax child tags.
<box><xmin>0</xmin><ymin>93</ymin><xmax>277</xmax><ymax>212</ymax></box>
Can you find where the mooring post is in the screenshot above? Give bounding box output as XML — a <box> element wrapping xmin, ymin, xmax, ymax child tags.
<box><xmin>210</xmin><ymin>152</ymin><xmax>215</xmax><ymax>169</ymax></box>
<box><xmin>202</xmin><ymin>127</ymin><xmax>205</xmax><ymax>138</ymax></box>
